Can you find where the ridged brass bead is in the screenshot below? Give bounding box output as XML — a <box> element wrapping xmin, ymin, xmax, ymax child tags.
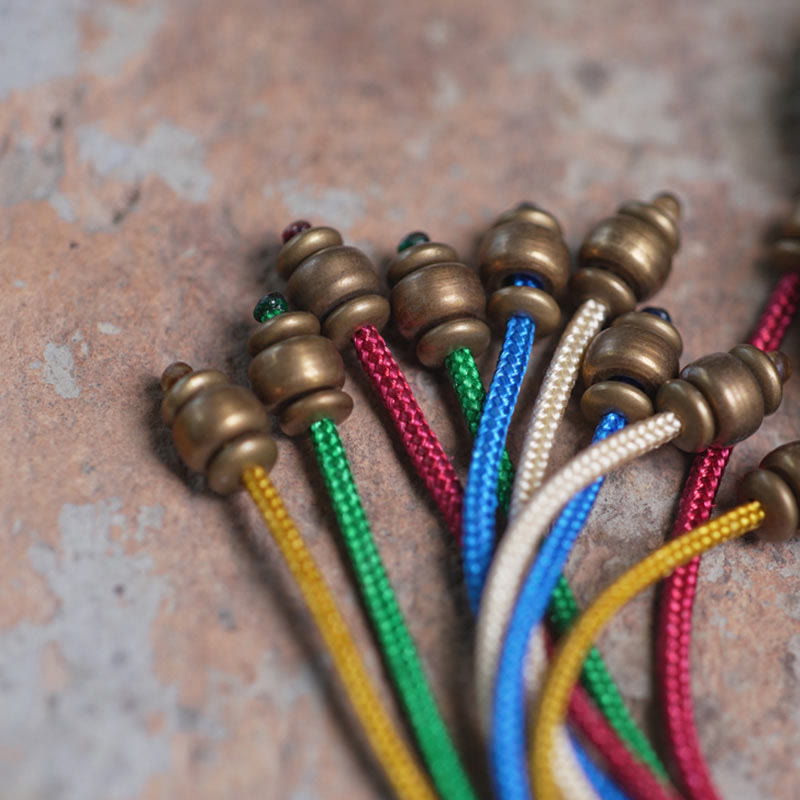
<box><xmin>160</xmin><ymin>362</ymin><xmax>275</xmax><ymax>482</ymax></box>
<box><xmin>275</xmin><ymin>225</ymin><xmax>387</xmax><ymax>346</ymax></box>
<box><xmin>656</xmin><ymin>345</ymin><xmax>789</xmax><ymax>450</ymax></box>
<box><xmin>582</xmin><ymin>310</ymin><xmax>683</xmax><ymax>394</ymax></box>
<box><xmin>387</xmin><ymin>240</ymin><xmax>490</xmax><ymax>366</ymax></box>
<box><xmin>773</xmin><ymin>206</ymin><xmax>800</xmax><ymax>273</ymax></box>
<box><xmin>581</xmin><ymin>381</ymin><xmax>654</xmax><ymax>424</ymax></box>
<box><xmin>739</xmin><ymin>458</ymin><xmax>800</xmax><ymax>542</ymax></box>
<box><xmin>760</xmin><ymin>442</ymin><xmax>800</xmax><ymax>505</ymax></box>
<box><xmin>249</xmin><ymin>335</ymin><xmax>345</xmax><ymax>413</ymax></box>
<box><xmin>570</xmin><ymin>268</ymin><xmax>637</xmax><ymax>317</ymax></box>
<box><xmin>207</xmin><ymin>433</ymin><xmax>278</xmax><ymax>494</ymax></box>
<box><xmin>486</xmin><ymin>285</ymin><xmax>561</xmax><ymax>335</ymax></box>
<box><xmin>248</xmin><ymin>311</ymin><xmax>353</xmax><ymax>435</ymax></box>
<box><xmin>478</xmin><ymin>205</ymin><xmax>570</xmax><ymax>295</ymax></box>
<box><xmin>656</xmin><ymin>380</ymin><xmax>716</xmax><ymax>452</ymax></box>
<box><xmin>577</xmin><ymin>192</ymin><xmax>681</xmax><ymax>302</ymax></box>
<box><xmin>416</xmin><ymin>319</ymin><xmax>492</xmax><ymax>368</ymax></box>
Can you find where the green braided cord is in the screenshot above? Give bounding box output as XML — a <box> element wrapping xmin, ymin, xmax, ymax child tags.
<box><xmin>310</xmin><ymin>418</ymin><xmax>478</xmax><ymax>800</ymax></box>
<box><xmin>445</xmin><ymin>348</ymin><xmax>514</xmax><ymax>511</ymax></box>
<box><xmin>444</xmin><ymin>347</ymin><xmax>668</xmax><ymax>781</ymax></box>
<box><xmin>549</xmin><ymin>578</ymin><xmax>669</xmax><ymax>780</ymax></box>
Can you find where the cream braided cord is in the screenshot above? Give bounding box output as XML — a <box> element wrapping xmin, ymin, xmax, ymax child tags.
<box><xmin>508</xmin><ymin>299</ymin><xmax>609</xmax><ymax>522</ymax></box>
<box><xmin>474</xmin><ymin>411</ymin><xmax>683</xmax><ymax>727</ymax></box>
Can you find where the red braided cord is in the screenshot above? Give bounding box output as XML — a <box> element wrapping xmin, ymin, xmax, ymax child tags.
<box><xmin>656</xmin><ymin>271</ymin><xmax>800</xmax><ymax>800</ymax></box>
<box><xmin>569</xmin><ymin>687</ymin><xmax>679</xmax><ymax>800</ymax></box>
<box><xmin>351</xmin><ymin>324</ymin><xmax>464</xmax><ymax>538</ymax></box>
<box><xmin>354</xmin><ymin>323</ymin><xmax>683</xmax><ymax>786</ymax></box>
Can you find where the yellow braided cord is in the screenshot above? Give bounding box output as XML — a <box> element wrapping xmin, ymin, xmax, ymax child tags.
<box><xmin>531</xmin><ymin>501</ymin><xmax>765</xmax><ymax>800</ymax></box>
<box><xmin>242</xmin><ymin>467</ymin><xmax>437</xmax><ymax>800</ymax></box>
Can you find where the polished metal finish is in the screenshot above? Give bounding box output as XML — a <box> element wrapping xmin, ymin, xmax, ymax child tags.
<box><xmin>582</xmin><ymin>311</ymin><xmax>682</xmax><ymax>394</ymax></box>
<box><xmin>161</xmin><ymin>368</ymin><xmax>229</xmax><ymax>425</ymax></box>
<box><xmin>656</xmin><ymin>379</ymin><xmax>716</xmax><ymax>452</ymax></box>
<box><xmin>248</xmin><ymin>312</ymin><xmax>320</xmax><ymax>357</ymax></box>
<box><xmin>760</xmin><ymin>442</ymin><xmax>800</xmax><ymax>507</ymax></box>
<box><xmin>416</xmin><ymin>319</ymin><xmax>491</xmax><ymax>367</ymax></box>
<box><xmin>729</xmin><ymin>344</ymin><xmax>783</xmax><ymax>415</ymax></box>
<box><xmin>249</xmin><ymin>335</ymin><xmax>345</xmax><ymax>413</ymax></box>
<box><xmin>391</xmin><ymin>261</ymin><xmax>487</xmax><ymax>342</ymax></box>
<box><xmin>486</xmin><ymin>285</ymin><xmax>561</xmax><ymax>335</ymax></box>
<box><xmin>172</xmin><ymin>384</ymin><xmax>271</xmax><ymax>473</ymax></box>
<box><xmin>280</xmin><ymin>389</ymin><xmax>354</xmax><ymax>436</ymax></box>
<box><xmin>323</xmin><ymin>295</ymin><xmax>391</xmax><ymax>350</ymax></box>
<box><xmin>578</xmin><ymin>192</ymin><xmax>681</xmax><ymax>301</ymax></box>
<box><xmin>207</xmin><ymin>433</ymin><xmax>278</xmax><ymax>494</ymax></box>
<box><xmin>570</xmin><ymin>267</ymin><xmax>637</xmax><ymax>317</ymax></box>
<box><xmin>276</xmin><ymin>226</ymin><xmax>343</xmax><ymax>279</ymax></box>
<box><xmin>581</xmin><ymin>381</ymin><xmax>653</xmax><ymax>424</ymax></box>
<box><xmin>478</xmin><ymin>206</ymin><xmax>570</xmax><ymax>295</ymax></box>
<box><xmin>739</xmin><ymin>468</ymin><xmax>798</xmax><ymax>542</ymax></box>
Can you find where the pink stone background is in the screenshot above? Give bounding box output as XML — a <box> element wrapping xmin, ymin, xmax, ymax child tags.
<box><xmin>1</xmin><ymin>1</ymin><xmax>800</xmax><ymax>798</ymax></box>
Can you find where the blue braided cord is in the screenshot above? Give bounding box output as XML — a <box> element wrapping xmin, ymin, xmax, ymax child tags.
<box><xmin>571</xmin><ymin>730</ymin><xmax>631</xmax><ymax>800</ymax></box>
<box><xmin>463</xmin><ymin>275</ymin><xmax>539</xmax><ymax>612</ymax></box>
<box><xmin>489</xmin><ymin>411</ymin><xmax>627</xmax><ymax>800</ymax></box>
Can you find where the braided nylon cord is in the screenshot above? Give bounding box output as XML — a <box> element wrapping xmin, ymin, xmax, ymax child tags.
<box><xmin>475</xmin><ymin>412</ymin><xmax>683</xmax><ymax>724</ymax></box>
<box><xmin>490</xmin><ymin>413</ymin><xmax>632</xmax><ymax>800</ymax></box>
<box><xmin>445</xmin><ymin>347</ymin><xmax>515</xmax><ymax>511</ymax></box>
<box><xmin>446</xmin><ymin>347</ymin><xmax>661</xmax><ymax>793</ymax></box>
<box><xmin>242</xmin><ymin>467</ymin><xmax>436</xmax><ymax>800</ymax></box>
<box><xmin>534</xmin><ymin>502</ymin><xmax>766</xmax><ymax>800</ymax></box>
<box><xmin>463</xmin><ymin>276</ymin><xmax>539</xmax><ymax>611</ymax></box>
<box><xmin>656</xmin><ymin>270</ymin><xmax>800</xmax><ymax>800</ymax></box>
<box><xmin>309</xmin><ymin>418</ymin><xmax>477</xmax><ymax>800</ymax></box>
<box><xmin>352</xmin><ymin>324</ymin><xmax>464</xmax><ymax>539</ymax></box>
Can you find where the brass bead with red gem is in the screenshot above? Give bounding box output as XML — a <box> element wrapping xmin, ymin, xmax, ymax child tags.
<box><xmin>248</xmin><ymin>310</ymin><xmax>353</xmax><ymax>436</ymax></box>
<box><xmin>160</xmin><ymin>362</ymin><xmax>277</xmax><ymax>494</ymax></box>
<box><xmin>657</xmin><ymin>345</ymin><xmax>790</xmax><ymax>451</ymax></box>
<box><xmin>580</xmin><ymin>308</ymin><xmax>683</xmax><ymax>423</ymax></box>
<box><xmin>387</xmin><ymin>237</ymin><xmax>490</xmax><ymax>367</ymax></box>
<box><xmin>477</xmin><ymin>204</ymin><xmax>569</xmax><ymax>336</ymax></box>
<box><xmin>572</xmin><ymin>192</ymin><xmax>681</xmax><ymax>315</ymax></box>
<box><xmin>276</xmin><ymin>222</ymin><xmax>390</xmax><ymax>349</ymax></box>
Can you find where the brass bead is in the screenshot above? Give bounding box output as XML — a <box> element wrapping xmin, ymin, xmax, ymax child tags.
<box><xmin>729</xmin><ymin>345</ymin><xmax>783</xmax><ymax>415</ymax></box>
<box><xmin>387</xmin><ymin>242</ymin><xmax>460</xmax><ymax>285</ymax></box>
<box><xmin>655</xmin><ymin>380</ymin><xmax>716</xmax><ymax>452</ymax></box>
<box><xmin>676</xmin><ymin>345</ymin><xmax>788</xmax><ymax>447</ymax></box>
<box><xmin>738</xmin><ymin>468</ymin><xmax>798</xmax><ymax>542</ymax></box>
<box><xmin>207</xmin><ymin>433</ymin><xmax>278</xmax><ymax>495</ymax></box>
<box><xmin>578</xmin><ymin>192</ymin><xmax>681</xmax><ymax>301</ymax></box>
<box><xmin>416</xmin><ymin>319</ymin><xmax>492</xmax><ymax>368</ymax></box>
<box><xmin>161</xmin><ymin>368</ymin><xmax>229</xmax><ymax>425</ymax></box>
<box><xmin>759</xmin><ymin>441</ymin><xmax>800</xmax><ymax>506</ymax></box>
<box><xmin>772</xmin><ymin>205</ymin><xmax>800</xmax><ymax>273</ymax></box>
<box><xmin>287</xmin><ymin>245</ymin><xmax>381</xmax><ymax>322</ymax></box>
<box><xmin>478</xmin><ymin>205</ymin><xmax>570</xmax><ymax>295</ymax></box>
<box><xmin>323</xmin><ymin>295</ymin><xmax>391</xmax><ymax>350</ymax></box>
<box><xmin>391</xmin><ymin>261</ymin><xmax>487</xmax><ymax>342</ymax></box>
<box><xmin>581</xmin><ymin>381</ymin><xmax>654</xmax><ymax>424</ymax></box>
<box><xmin>172</xmin><ymin>384</ymin><xmax>271</xmax><ymax>473</ymax></box>
<box><xmin>279</xmin><ymin>389</ymin><xmax>354</xmax><ymax>436</ymax></box>
<box><xmin>486</xmin><ymin>285</ymin><xmax>561</xmax><ymax>335</ymax></box>
<box><xmin>248</xmin><ymin>334</ymin><xmax>346</xmax><ymax>413</ymax></box>
<box><xmin>581</xmin><ymin>311</ymin><xmax>682</xmax><ymax>394</ymax></box>
<box><xmin>247</xmin><ymin>311</ymin><xmax>320</xmax><ymax>357</ymax></box>
<box><xmin>276</xmin><ymin>226</ymin><xmax>343</xmax><ymax>279</ymax></box>
<box><xmin>570</xmin><ymin>268</ymin><xmax>637</xmax><ymax>317</ymax></box>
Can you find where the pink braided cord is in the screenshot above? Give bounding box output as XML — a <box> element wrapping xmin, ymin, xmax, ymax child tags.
<box><xmin>657</xmin><ymin>271</ymin><xmax>800</xmax><ymax>799</ymax></box>
<box><xmin>352</xmin><ymin>324</ymin><xmax>464</xmax><ymax>538</ymax></box>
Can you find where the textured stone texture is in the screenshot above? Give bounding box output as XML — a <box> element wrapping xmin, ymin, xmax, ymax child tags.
<box><xmin>1</xmin><ymin>1</ymin><xmax>800</xmax><ymax>798</ymax></box>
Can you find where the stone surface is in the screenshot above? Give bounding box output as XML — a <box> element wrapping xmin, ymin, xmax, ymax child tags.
<box><xmin>1</xmin><ymin>1</ymin><xmax>800</xmax><ymax>798</ymax></box>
